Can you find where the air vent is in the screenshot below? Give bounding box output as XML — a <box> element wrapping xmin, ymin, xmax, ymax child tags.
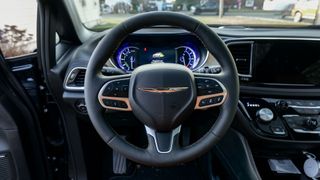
<box><xmin>228</xmin><ymin>42</ymin><xmax>253</xmax><ymax>77</ymax></box>
<box><xmin>65</xmin><ymin>68</ymin><xmax>86</xmax><ymax>90</ymax></box>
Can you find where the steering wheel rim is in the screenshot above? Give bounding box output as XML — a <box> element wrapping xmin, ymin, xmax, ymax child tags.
<box><xmin>84</xmin><ymin>12</ymin><xmax>239</xmax><ymax>166</ymax></box>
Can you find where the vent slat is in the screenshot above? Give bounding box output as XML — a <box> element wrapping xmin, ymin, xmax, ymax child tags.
<box><xmin>66</xmin><ymin>69</ymin><xmax>86</xmax><ymax>88</ymax></box>
<box><xmin>73</xmin><ymin>70</ymin><xmax>86</xmax><ymax>86</ymax></box>
<box><xmin>228</xmin><ymin>42</ymin><xmax>252</xmax><ymax>76</ymax></box>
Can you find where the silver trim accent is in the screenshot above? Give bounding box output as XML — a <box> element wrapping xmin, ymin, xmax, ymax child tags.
<box><xmin>282</xmin><ymin>114</ymin><xmax>300</xmax><ymax>118</ymax></box>
<box><xmin>272</xmin><ymin>130</ymin><xmax>286</xmax><ymax>135</ymax></box>
<box><xmin>64</xmin><ymin>67</ymin><xmax>86</xmax><ymax>90</ymax></box>
<box><xmin>238</xmin><ymin>100</ymin><xmax>253</xmax><ymax>120</ymax></box>
<box><xmin>109</xmin><ymin>58</ymin><xmax>118</xmax><ymax>69</ymax></box>
<box><xmin>225</xmin><ymin>37</ymin><xmax>320</xmax><ymax>42</ymax></box>
<box><xmin>0</xmin><ymin>155</ymin><xmax>6</xmax><ymax>158</ymax></box>
<box><xmin>289</xmin><ymin>105</ymin><xmax>320</xmax><ymax>109</ymax></box>
<box><xmin>293</xmin><ymin>129</ymin><xmax>320</xmax><ymax>134</ymax></box>
<box><xmin>145</xmin><ymin>125</ymin><xmax>181</xmax><ymax>154</ymax></box>
<box><xmin>226</xmin><ymin>41</ymin><xmax>254</xmax><ymax>78</ymax></box>
<box><xmin>11</xmin><ymin>64</ymin><xmax>33</xmax><ymax>72</ymax></box>
<box><xmin>193</xmin><ymin>50</ymin><xmax>209</xmax><ymax>72</ymax></box>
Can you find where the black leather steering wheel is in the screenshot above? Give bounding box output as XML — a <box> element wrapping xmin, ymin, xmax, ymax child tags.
<box><xmin>84</xmin><ymin>12</ymin><xmax>239</xmax><ymax>166</ymax></box>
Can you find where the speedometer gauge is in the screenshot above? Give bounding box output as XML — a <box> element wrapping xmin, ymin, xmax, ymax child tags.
<box><xmin>117</xmin><ymin>46</ymin><xmax>139</xmax><ymax>72</ymax></box>
<box><xmin>176</xmin><ymin>46</ymin><xmax>199</xmax><ymax>70</ymax></box>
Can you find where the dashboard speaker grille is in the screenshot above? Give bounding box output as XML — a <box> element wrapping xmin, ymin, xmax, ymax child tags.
<box><xmin>228</xmin><ymin>42</ymin><xmax>253</xmax><ymax>77</ymax></box>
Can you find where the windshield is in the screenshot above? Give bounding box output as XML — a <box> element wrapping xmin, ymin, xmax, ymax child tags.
<box><xmin>72</xmin><ymin>0</ymin><xmax>320</xmax><ymax>31</ymax></box>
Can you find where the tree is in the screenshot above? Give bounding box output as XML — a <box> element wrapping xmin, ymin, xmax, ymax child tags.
<box><xmin>0</xmin><ymin>25</ymin><xmax>34</xmax><ymax>57</ymax></box>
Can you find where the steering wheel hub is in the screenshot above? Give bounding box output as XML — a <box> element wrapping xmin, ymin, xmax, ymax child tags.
<box><xmin>129</xmin><ymin>63</ymin><xmax>196</xmax><ymax>131</ymax></box>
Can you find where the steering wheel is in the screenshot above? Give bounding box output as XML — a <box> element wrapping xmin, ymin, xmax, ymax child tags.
<box><xmin>84</xmin><ymin>12</ymin><xmax>239</xmax><ymax>166</ymax></box>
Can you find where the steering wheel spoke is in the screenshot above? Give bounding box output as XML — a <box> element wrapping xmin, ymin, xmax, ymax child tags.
<box><xmin>97</xmin><ymin>74</ymin><xmax>132</xmax><ymax>111</ymax></box>
<box><xmin>194</xmin><ymin>74</ymin><xmax>228</xmax><ymax>110</ymax></box>
<box><xmin>145</xmin><ymin>126</ymin><xmax>181</xmax><ymax>154</ymax></box>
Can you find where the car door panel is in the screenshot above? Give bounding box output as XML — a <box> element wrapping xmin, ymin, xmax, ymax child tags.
<box><xmin>0</xmin><ymin>52</ymin><xmax>49</xmax><ymax>180</ymax></box>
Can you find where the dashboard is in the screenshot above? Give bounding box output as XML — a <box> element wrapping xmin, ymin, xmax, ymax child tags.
<box><xmin>60</xmin><ymin>27</ymin><xmax>320</xmax><ymax>180</ymax></box>
<box><xmin>110</xmin><ymin>34</ymin><xmax>208</xmax><ymax>72</ymax></box>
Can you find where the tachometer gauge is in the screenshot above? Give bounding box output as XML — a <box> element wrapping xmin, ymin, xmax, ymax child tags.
<box><xmin>117</xmin><ymin>46</ymin><xmax>139</xmax><ymax>72</ymax></box>
<box><xmin>176</xmin><ymin>46</ymin><xmax>199</xmax><ymax>70</ymax></box>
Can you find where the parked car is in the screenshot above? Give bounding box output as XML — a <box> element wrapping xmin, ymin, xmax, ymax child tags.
<box><xmin>163</xmin><ymin>2</ymin><xmax>174</xmax><ymax>11</ymax></box>
<box><xmin>291</xmin><ymin>0</ymin><xmax>318</xmax><ymax>22</ymax></box>
<box><xmin>263</xmin><ymin>0</ymin><xmax>297</xmax><ymax>11</ymax></box>
<box><xmin>144</xmin><ymin>2</ymin><xmax>158</xmax><ymax>11</ymax></box>
<box><xmin>191</xmin><ymin>1</ymin><xmax>229</xmax><ymax>15</ymax></box>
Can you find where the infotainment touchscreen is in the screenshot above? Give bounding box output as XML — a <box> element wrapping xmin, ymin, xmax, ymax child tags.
<box><xmin>253</xmin><ymin>41</ymin><xmax>320</xmax><ymax>86</ymax></box>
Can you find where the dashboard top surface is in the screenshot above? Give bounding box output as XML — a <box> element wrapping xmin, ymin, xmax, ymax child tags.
<box><xmin>62</xmin><ymin>27</ymin><xmax>320</xmax><ymax>97</ymax></box>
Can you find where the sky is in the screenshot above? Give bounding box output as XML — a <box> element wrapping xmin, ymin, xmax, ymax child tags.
<box><xmin>0</xmin><ymin>0</ymin><xmax>37</xmax><ymax>37</ymax></box>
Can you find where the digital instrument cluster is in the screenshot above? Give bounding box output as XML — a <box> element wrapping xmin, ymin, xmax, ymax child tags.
<box><xmin>111</xmin><ymin>35</ymin><xmax>207</xmax><ymax>73</ymax></box>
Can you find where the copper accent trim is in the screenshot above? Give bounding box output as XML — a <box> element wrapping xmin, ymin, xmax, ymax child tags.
<box><xmin>138</xmin><ymin>87</ymin><xmax>189</xmax><ymax>94</ymax></box>
<box><xmin>194</xmin><ymin>92</ymin><xmax>227</xmax><ymax>110</ymax></box>
<box><xmin>98</xmin><ymin>78</ymin><xmax>131</xmax><ymax>111</ymax></box>
<box><xmin>194</xmin><ymin>77</ymin><xmax>228</xmax><ymax>110</ymax></box>
<box><xmin>99</xmin><ymin>96</ymin><xmax>132</xmax><ymax>111</ymax></box>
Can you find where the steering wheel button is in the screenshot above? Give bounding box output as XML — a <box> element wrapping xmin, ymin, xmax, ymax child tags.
<box><xmin>118</xmin><ymin>101</ymin><xmax>128</xmax><ymax>108</ymax></box>
<box><xmin>199</xmin><ymin>99</ymin><xmax>208</xmax><ymax>107</ymax></box>
<box><xmin>112</xmin><ymin>92</ymin><xmax>119</xmax><ymax>97</ymax></box>
<box><xmin>103</xmin><ymin>86</ymin><xmax>114</xmax><ymax>96</ymax></box>
<box><xmin>113</xmin><ymin>101</ymin><xmax>120</xmax><ymax>107</ymax></box>
<box><xmin>106</xmin><ymin>85</ymin><xmax>113</xmax><ymax>91</ymax></box>
<box><xmin>208</xmin><ymin>98</ymin><xmax>214</xmax><ymax>105</ymax></box>
<box><xmin>197</xmin><ymin>84</ymin><xmax>205</xmax><ymax>90</ymax></box>
<box><xmin>114</xmin><ymin>86</ymin><xmax>120</xmax><ymax>91</ymax></box>
<box><xmin>122</xmin><ymin>85</ymin><xmax>129</xmax><ymax>92</ymax></box>
<box><xmin>215</xmin><ymin>96</ymin><xmax>223</xmax><ymax>103</ymax></box>
<box><xmin>103</xmin><ymin>99</ymin><xmax>112</xmax><ymax>107</ymax></box>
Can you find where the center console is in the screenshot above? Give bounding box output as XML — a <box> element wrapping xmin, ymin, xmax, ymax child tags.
<box><xmin>240</xmin><ymin>98</ymin><xmax>320</xmax><ymax>141</ymax></box>
<box><xmin>228</xmin><ymin>38</ymin><xmax>320</xmax><ymax>140</ymax></box>
<box><xmin>226</xmin><ymin>38</ymin><xmax>320</xmax><ymax>179</ymax></box>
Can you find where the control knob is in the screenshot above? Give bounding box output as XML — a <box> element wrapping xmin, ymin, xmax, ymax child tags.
<box><xmin>256</xmin><ymin>108</ymin><xmax>274</xmax><ymax>122</ymax></box>
<box><xmin>305</xmin><ymin>118</ymin><xmax>318</xmax><ymax>130</ymax></box>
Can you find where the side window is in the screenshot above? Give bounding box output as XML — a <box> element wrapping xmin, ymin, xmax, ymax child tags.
<box><xmin>0</xmin><ymin>0</ymin><xmax>37</xmax><ymax>58</ymax></box>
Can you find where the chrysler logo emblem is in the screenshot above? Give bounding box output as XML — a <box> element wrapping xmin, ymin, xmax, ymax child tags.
<box><xmin>138</xmin><ymin>87</ymin><xmax>189</xmax><ymax>93</ymax></box>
